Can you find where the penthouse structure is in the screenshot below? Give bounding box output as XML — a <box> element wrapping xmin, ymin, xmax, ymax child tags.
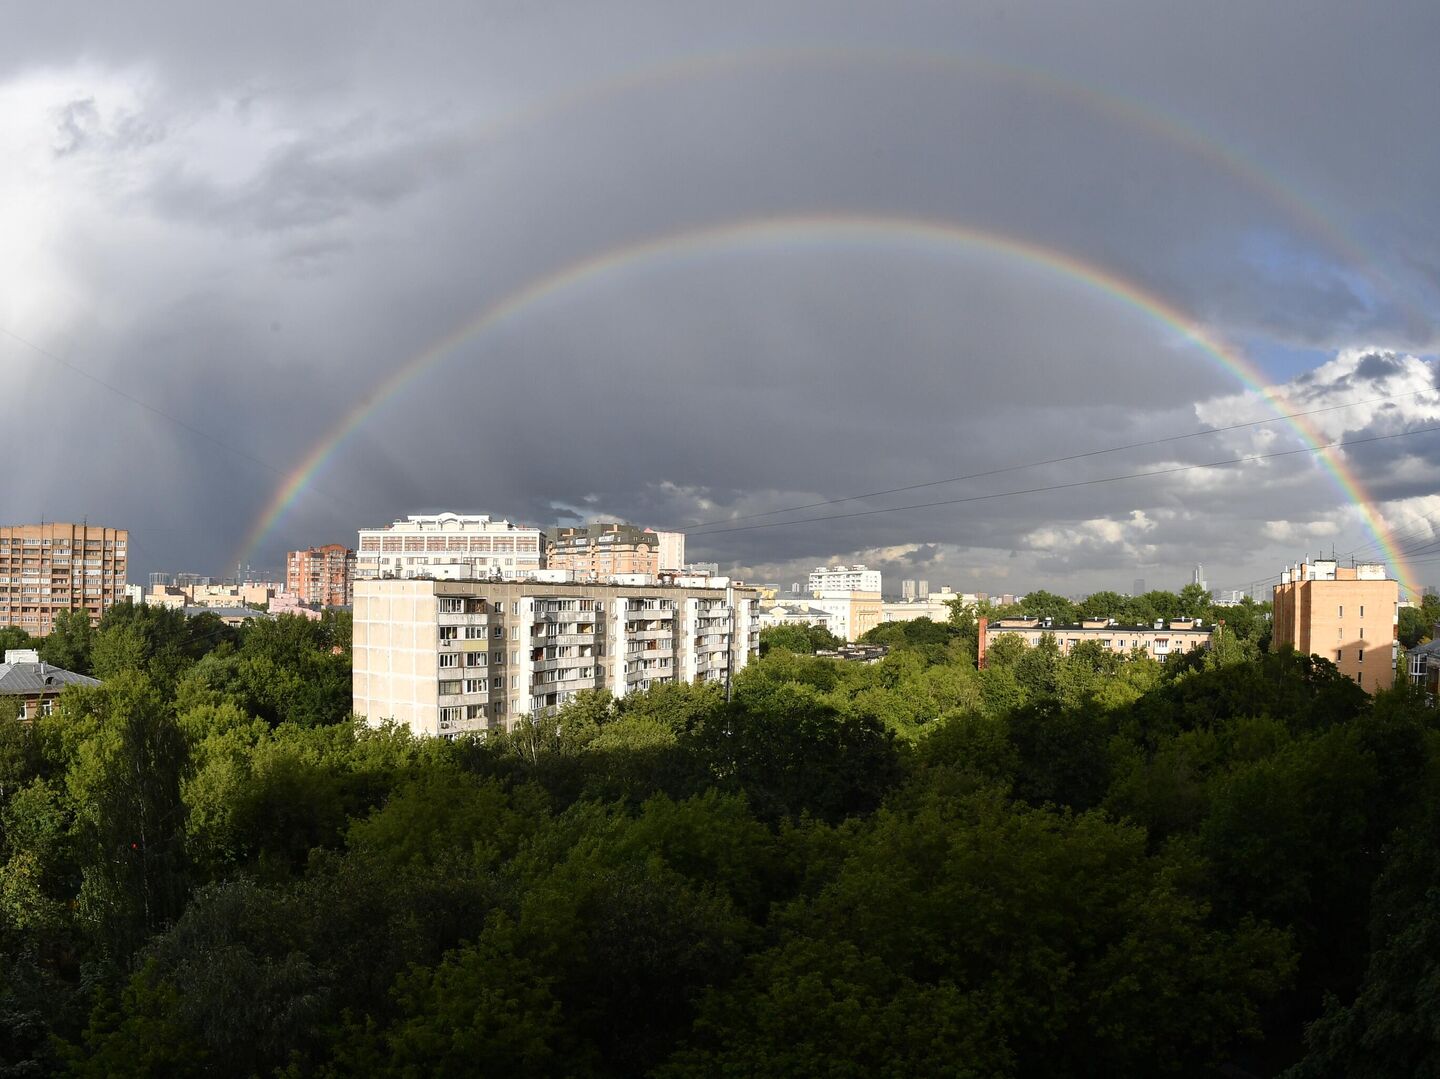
<box><xmin>356</xmin><ymin>513</ymin><xmax>542</xmax><ymax>581</ymax></box>
<box><xmin>981</xmin><ymin>616</ymin><xmax>1212</xmax><ymax>663</ymax></box>
<box><xmin>353</xmin><ymin>576</ymin><xmax>761</xmax><ymax>738</ymax></box>
<box><xmin>1273</xmin><ymin>558</ymin><xmax>1399</xmax><ymax>692</ymax></box>
<box><xmin>0</xmin><ymin>523</ymin><xmax>128</xmax><ymax>635</ymax></box>
<box><xmin>545</xmin><ymin>523</ymin><xmax>686</xmax><ymax>578</ymax></box>
<box><xmin>287</xmin><ymin>543</ymin><xmax>356</xmax><ymax>607</ymax></box>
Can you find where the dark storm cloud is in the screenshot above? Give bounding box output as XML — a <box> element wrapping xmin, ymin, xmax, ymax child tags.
<box><xmin>2</xmin><ymin>0</ymin><xmax>1439</xmax><ymax>595</ymax></box>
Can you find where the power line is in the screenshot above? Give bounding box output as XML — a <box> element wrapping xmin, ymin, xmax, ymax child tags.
<box><xmin>687</xmin><ymin>424</ymin><xmax>1440</xmax><ymax>538</ymax></box>
<box><xmin>677</xmin><ymin>388</ymin><xmax>1435</xmax><ymax>531</ymax></box>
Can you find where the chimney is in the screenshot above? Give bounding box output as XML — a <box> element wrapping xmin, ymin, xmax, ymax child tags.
<box><xmin>977</xmin><ymin>616</ymin><xmax>988</xmax><ymax>669</ymax></box>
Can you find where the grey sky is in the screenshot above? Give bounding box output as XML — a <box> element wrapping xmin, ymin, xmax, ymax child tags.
<box><xmin>2</xmin><ymin>1</ymin><xmax>1439</xmax><ymax>596</ymax></box>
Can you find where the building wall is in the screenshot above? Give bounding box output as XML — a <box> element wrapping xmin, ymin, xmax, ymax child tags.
<box><xmin>1273</xmin><ymin>560</ymin><xmax>1398</xmax><ymax>692</ymax></box>
<box><xmin>354</xmin><ymin>577</ymin><xmax>761</xmax><ymax>738</ymax></box>
<box><xmin>287</xmin><ymin>544</ymin><xmax>356</xmax><ymax>607</ymax></box>
<box><xmin>808</xmin><ymin>565</ymin><xmax>882</xmax><ymax>594</ymax></box>
<box><xmin>357</xmin><ymin>513</ymin><xmax>543</xmax><ymax>580</ymax></box>
<box><xmin>805</xmin><ymin>591</ymin><xmax>884</xmax><ymax>642</ymax></box>
<box><xmin>984</xmin><ymin>619</ymin><xmax>1212</xmax><ymax>660</ymax></box>
<box><xmin>0</xmin><ymin>523</ymin><xmax>128</xmax><ymax>635</ymax></box>
<box><xmin>654</xmin><ymin>531</ymin><xmax>686</xmax><ymax>572</ymax></box>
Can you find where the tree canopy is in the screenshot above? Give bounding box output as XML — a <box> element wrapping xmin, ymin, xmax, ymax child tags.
<box><xmin>0</xmin><ymin>604</ymin><xmax>1434</xmax><ymax>1076</ymax></box>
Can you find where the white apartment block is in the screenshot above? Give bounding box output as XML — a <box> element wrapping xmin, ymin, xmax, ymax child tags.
<box><xmin>808</xmin><ymin>564</ymin><xmax>883</xmax><ymax>594</ymax></box>
<box><xmin>353</xmin><ymin>577</ymin><xmax>761</xmax><ymax>738</ymax></box>
<box><xmin>356</xmin><ymin>513</ymin><xmax>543</xmax><ymax>581</ymax></box>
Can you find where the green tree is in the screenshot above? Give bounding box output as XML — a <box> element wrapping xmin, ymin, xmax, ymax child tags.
<box><xmin>63</xmin><ymin>673</ymin><xmax>191</xmax><ymax>962</ymax></box>
<box><xmin>37</xmin><ymin>610</ymin><xmax>93</xmax><ymax>675</ymax></box>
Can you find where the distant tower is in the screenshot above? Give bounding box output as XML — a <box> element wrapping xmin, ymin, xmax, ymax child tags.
<box><xmin>902</xmin><ymin>579</ymin><xmax>917</xmax><ymax>601</ymax></box>
<box><xmin>1193</xmin><ymin>564</ymin><xmax>1207</xmax><ymax>591</ymax></box>
<box><xmin>1133</xmin><ymin>578</ymin><xmax>1145</xmax><ymax>596</ymax></box>
<box><xmin>917</xmin><ymin>579</ymin><xmax>930</xmax><ymax>597</ymax></box>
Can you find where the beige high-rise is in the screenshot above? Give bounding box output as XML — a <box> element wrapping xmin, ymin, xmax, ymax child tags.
<box><xmin>1272</xmin><ymin>559</ymin><xmax>1399</xmax><ymax>692</ymax></box>
<box><xmin>0</xmin><ymin>523</ymin><xmax>129</xmax><ymax>635</ymax></box>
<box><xmin>353</xmin><ymin>576</ymin><xmax>760</xmax><ymax>738</ymax></box>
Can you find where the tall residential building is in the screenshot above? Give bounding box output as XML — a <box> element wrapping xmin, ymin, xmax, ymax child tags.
<box><xmin>545</xmin><ymin>523</ymin><xmax>686</xmax><ymax>578</ymax></box>
<box><xmin>287</xmin><ymin>544</ymin><xmax>356</xmax><ymax>607</ymax></box>
<box><xmin>1272</xmin><ymin>558</ymin><xmax>1398</xmax><ymax>693</ymax></box>
<box><xmin>901</xmin><ymin>579</ymin><xmax>918</xmax><ymax>601</ymax></box>
<box><xmin>1133</xmin><ymin>578</ymin><xmax>1146</xmax><ymax>596</ymax></box>
<box><xmin>356</xmin><ymin>513</ymin><xmax>542</xmax><ymax>581</ymax></box>
<box><xmin>1192</xmin><ymin>564</ymin><xmax>1208</xmax><ymax>592</ymax></box>
<box><xmin>808</xmin><ymin>565</ymin><xmax>883</xmax><ymax>594</ymax></box>
<box><xmin>0</xmin><ymin>523</ymin><xmax>128</xmax><ymax>635</ymax></box>
<box><xmin>353</xmin><ymin>577</ymin><xmax>760</xmax><ymax>738</ymax></box>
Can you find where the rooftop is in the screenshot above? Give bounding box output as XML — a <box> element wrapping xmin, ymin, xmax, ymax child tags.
<box><xmin>0</xmin><ymin>653</ymin><xmax>101</xmax><ymax>696</ymax></box>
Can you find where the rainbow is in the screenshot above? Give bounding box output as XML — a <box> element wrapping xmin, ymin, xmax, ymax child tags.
<box><xmin>236</xmin><ymin>214</ymin><xmax>1420</xmax><ymax>589</ymax></box>
<box><xmin>459</xmin><ymin>44</ymin><xmax>1430</xmax><ymax>322</ymax></box>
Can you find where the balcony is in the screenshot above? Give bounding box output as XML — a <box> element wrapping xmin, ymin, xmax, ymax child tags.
<box><xmin>438</xmin><ymin>612</ymin><xmax>489</xmax><ymax>627</ymax></box>
<box><xmin>625</xmin><ymin>607</ymin><xmax>674</xmax><ymax>621</ymax></box>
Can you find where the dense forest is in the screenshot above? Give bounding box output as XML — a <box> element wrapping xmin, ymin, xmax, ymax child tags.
<box><xmin>2</xmin><ymin>597</ymin><xmax>1439</xmax><ymax>1076</ymax></box>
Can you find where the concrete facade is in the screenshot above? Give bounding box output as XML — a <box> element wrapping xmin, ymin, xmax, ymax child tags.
<box><xmin>803</xmin><ymin>591</ymin><xmax>884</xmax><ymax>642</ymax></box>
<box><xmin>353</xmin><ymin>577</ymin><xmax>761</xmax><ymax>738</ymax></box>
<box><xmin>808</xmin><ymin>565</ymin><xmax>882</xmax><ymax>594</ymax></box>
<box><xmin>0</xmin><ymin>523</ymin><xmax>128</xmax><ymax>635</ymax></box>
<box><xmin>1273</xmin><ymin>559</ymin><xmax>1399</xmax><ymax>692</ymax></box>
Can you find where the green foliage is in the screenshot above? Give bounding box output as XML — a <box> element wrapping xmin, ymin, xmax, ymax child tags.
<box><xmin>1</xmin><ymin>590</ymin><xmax>1436</xmax><ymax>1075</ymax></box>
<box><xmin>759</xmin><ymin>622</ymin><xmax>844</xmax><ymax>655</ymax></box>
<box><xmin>38</xmin><ymin>610</ymin><xmax>94</xmax><ymax>676</ymax></box>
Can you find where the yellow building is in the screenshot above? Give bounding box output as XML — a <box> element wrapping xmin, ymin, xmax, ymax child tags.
<box><xmin>1272</xmin><ymin>559</ymin><xmax>1398</xmax><ymax>692</ymax></box>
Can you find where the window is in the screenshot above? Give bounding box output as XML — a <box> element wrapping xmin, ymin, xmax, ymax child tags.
<box><xmin>1338</xmin><ymin>627</ymin><xmax>1344</xmax><ymax>640</ymax></box>
<box><xmin>439</xmin><ymin>626</ymin><xmax>458</xmax><ymax>640</ymax></box>
<box><xmin>440</xmin><ymin>706</ymin><xmax>462</xmax><ymax>725</ymax></box>
<box><xmin>40</xmin><ymin>698</ymin><xmax>53</xmax><ymax>717</ymax></box>
<box><xmin>493</xmin><ymin>626</ymin><xmax>504</xmax><ymax>638</ymax></box>
<box><xmin>465</xmin><ymin>678</ymin><xmax>487</xmax><ymax>693</ymax></box>
<box><xmin>465</xmin><ymin>626</ymin><xmax>485</xmax><ymax>638</ymax></box>
<box><xmin>1336</xmin><ymin>650</ymin><xmax>1342</xmax><ymax>661</ymax></box>
<box><xmin>465</xmin><ymin>652</ymin><xmax>486</xmax><ymax>667</ymax></box>
<box><xmin>511</xmin><ymin>651</ymin><xmax>520</xmax><ymax>665</ymax></box>
<box><xmin>438</xmin><ymin>653</ymin><xmax>459</xmax><ymax>668</ymax></box>
<box><xmin>439</xmin><ymin>680</ymin><xmax>461</xmax><ymax>695</ymax></box>
<box><xmin>511</xmin><ymin>626</ymin><xmax>521</xmax><ymax>641</ymax></box>
<box><xmin>1339</xmin><ymin>605</ymin><xmax>1344</xmax><ymax>618</ymax></box>
<box><xmin>440</xmin><ymin>597</ymin><xmax>463</xmax><ymax>613</ymax></box>
<box><xmin>1360</xmin><ymin>605</ymin><xmax>1365</xmax><ymax>617</ymax></box>
<box><xmin>1358</xmin><ymin>649</ymin><xmax>1364</xmax><ymax>663</ymax></box>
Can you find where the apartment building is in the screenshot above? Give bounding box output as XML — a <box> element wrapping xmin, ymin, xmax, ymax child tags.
<box><xmin>356</xmin><ymin>513</ymin><xmax>543</xmax><ymax>580</ymax></box>
<box><xmin>0</xmin><ymin>649</ymin><xmax>101</xmax><ymax>720</ymax></box>
<box><xmin>1272</xmin><ymin>558</ymin><xmax>1399</xmax><ymax>692</ymax></box>
<box><xmin>0</xmin><ymin>523</ymin><xmax>128</xmax><ymax>635</ymax></box>
<box><xmin>981</xmin><ymin>616</ymin><xmax>1213</xmax><ymax>663</ymax></box>
<box><xmin>808</xmin><ymin>564</ymin><xmax>883</xmax><ymax>593</ymax></box>
<box><xmin>353</xmin><ymin>576</ymin><xmax>761</xmax><ymax>738</ymax></box>
<box><xmin>287</xmin><ymin>543</ymin><xmax>356</xmax><ymax>607</ymax></box>
<box><xmin>545</xmin><ymin>523</ymin><xmax>686</xmax><ymax>578</ymax></box>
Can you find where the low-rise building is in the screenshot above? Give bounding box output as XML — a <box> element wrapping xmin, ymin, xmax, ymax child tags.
<box><xmin>981</xmin><ymin>616</ymin><xmax>1212</xmax><ymax>663</ymax></box>
<box><xmin>1403</xmin><ymin>624</ymin><xmax>1440</xmax><ymax>699</ymax></box>
<box><xmin>353</xmin><ymin>576</ymin><xmax>761</xmax><ymax>738</ymax></box>
<box><xmin>759</xmin><ymin>602</ymin><xmax>840</xmax><ymax>636</ymax></box>
<box><xmin>0</xmin><ymin>649</ymin><xmax>101</xmax><ymax>719</ymax></box>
